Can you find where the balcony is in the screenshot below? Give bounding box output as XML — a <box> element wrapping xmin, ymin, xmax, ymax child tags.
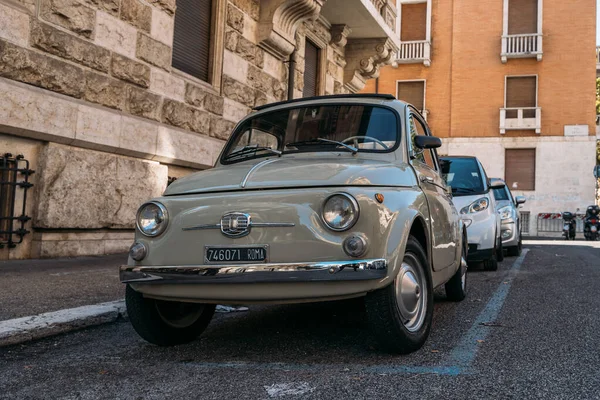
<box><xmin>501</xmin><ymin>34</ymin><xmax>543</xmax><ymax>63</ymax></box>
<box><xmin>396</xmin><ymin>40</ymin><xmax>431</xmax><ymax>66</ymax></box>
<box><xmin>500</xmin><ymin>107</ymin><xmax>541</xmax><ymax>134</ymax></box>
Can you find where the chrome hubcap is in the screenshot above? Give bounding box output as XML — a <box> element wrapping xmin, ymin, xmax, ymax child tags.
<box><xmin>395</xmin><ymin>260</ymin><xmax>427</xmax><ymax>332</ymax></box>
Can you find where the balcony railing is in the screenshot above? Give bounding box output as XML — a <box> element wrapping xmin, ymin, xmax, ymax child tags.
<box><xmin>596</xmin><ymin>46</ymin><xmax>600</xmax><ymax>73</ymax></box>
<box><xmin>500</xmin><ymin>107</ymin><xmax>541</xmax><ymax>134</ymax></box>
<box><xmin>501</xmin><ymin>33</ymin><xmax>543</xmax><ymax>63</ymax></box>
<box><xmin>396</xmin><ymin>40</ymin><xmax>431</xmax><ymax>66</ymax></box>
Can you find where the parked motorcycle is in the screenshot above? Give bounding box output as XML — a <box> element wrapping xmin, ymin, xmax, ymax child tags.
<box><xmin>583</xmin><ymin>205</ymin><xmax>600</xmax><ymax>241</ymax></box>
<box><xmin>562</xmin><ymin>212</ymin><xmax>577</xmax><ymax>240</ymax></box>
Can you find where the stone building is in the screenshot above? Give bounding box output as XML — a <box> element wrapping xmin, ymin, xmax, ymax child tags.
<box><xmin>0</xmin><ymin>0</ymin><xmax>400</xmax><ymax>259</ymax></box>
<box><xmin>365</xmin><ymin>0</ymin><xmax>597</xmax><ymax>236</ymax></box>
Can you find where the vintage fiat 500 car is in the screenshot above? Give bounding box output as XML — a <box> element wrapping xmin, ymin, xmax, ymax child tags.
<box><xmin>121</xmin><ymin>94</ymin><xmax>468</xmax><ymax>354</ymax></box>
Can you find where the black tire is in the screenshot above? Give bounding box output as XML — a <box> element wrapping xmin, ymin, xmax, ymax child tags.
<box><xmin>496</xmin><ymin>236</ymin><xmax>504</xmax><ymax>262</ymax></box>
<box><xmin>365</xmin><ymin>236</ymin><xmax>433</xmax><ymax>354</ymax></box>
<box><xmin>483</xmin><ymin>238</ymin><xmax>498</xmax><ymax>271</ymax></box>
<box><xmin>126</xmin><ymin>285</ymin><xmax>215</xmax><ymax>346</ymax></box>
<box><xmin>507</xmin><ymin>235</ymin><xmax>522</xmax><ymax>257</ymax></box>
<box><xmin>445</xmin><ymin>235</ymin><xmax>468</xmax><ymax>302</ymax></box>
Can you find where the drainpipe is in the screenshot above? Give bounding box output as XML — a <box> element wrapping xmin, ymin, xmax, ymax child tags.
<box><xmin>375</xmin><ymin>77</ymin><xmax>379</xmax><ymax>94</ymax></box>
<box><xmin>287</xmin><ymin>50</ymin><xmax>296</xmax><ymax>100</ymax></box>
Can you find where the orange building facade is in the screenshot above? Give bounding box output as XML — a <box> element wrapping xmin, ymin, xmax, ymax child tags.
<box><xmin>364</xmin><ymin>0</ymin><xmax>598</xmax><ymax>236</ymax></box>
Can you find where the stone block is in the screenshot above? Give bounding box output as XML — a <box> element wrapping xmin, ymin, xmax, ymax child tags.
<box><xmin>247</xmin><ymin>64</ymin><xmax>274</xmax><ymax>96</ymax></box>
<box><xmin>83</xmin><ymin>0</ymin><xmax>120</xmax><ymax>16</ymax></box>
<box><xmin>326</xmin><ymin>75</ymin><xmax>334</xmax><ymax>95</ymax></box>
<box><xmin>104</xmin><ymin>239</ymin><xmax>132</xmax><ymax>254</ymax></box>
<box><xmin>121</xmin><ymin>0</ymin><xmax>151</xmax><ymax>32</ymax></box>
<box><xmin>223</xmin><ymin>50</ymin><xmax>248</xmax><ymax>84</ymax></box>
<box><xmin>151</xmin><ymin>7</ymin><xmax>174</xmax><ymax>45</ymax></box>
<box><xmin>205</xmin><ymin>93</ymin><xmax>224</xmax><ymax>115</ymax></box>
<box><xmin>150</xmin><ymin>68</ymin><xmax>184</xmax><ymax>100</ymax></box>
<box><xmin>236</xmin><ymin>35</ymin><xmax>263</xmax><ymax>68</ymax></box>
<box><xmin>31</xmin><ymin>21</ymin><xmax>110</xmax><ymax>72</ymax></box>
<box><xmin>74</xmin><ymin>103</ymin><xmax>122</xmax><ymax>150</ymax></box>
<box><xmin>222</xmin><ymin>75</ymin><xmax>254</xmax><ymax>107</ymax></box>
<box><xmin>119</xmin><ymin>115</ymin><xmax>158</xmax><ymax>157</ymax></box>
<box><xmin>84</xmin><ymin>71</ymin><xmax>127</xmax><ymax>110</ymax></box>
<box><xmin>136</xmin><ymin>32</ymin><xmax>171</xmax><ymax>70</ymax></box>
<box><xmin>0</xmin><ymin>3</ymin><xmax>30</xmax><ymax>47</ymax></box>
<box><xmin>0</xmin><ymin>39</ymin><xmax>86</xmax><ymax>98</ymax></box>
<box><xmin>184</xmin><ymin>83</ymin><xmax>207</xmax><ymax>108</ymax></box>
<box><xmin>127</xmin><ymin>85</ymin><xmax>161</xmax><ymax>121</ymax></box>
<box><xmin>162</xmin><ymin>99</ymin><xmax>210</xmax><ymax>134</ymax></box>
<box><xmin>35</xmin><ymin>143</ymin><xmax>167</xmax><ymax>229</ymax></box>
<box><xmin>0</xmin><ymin>78</ymin><xmax>78</xmax><ymax>143</ymax></box>
<box><xmin>149</xmin><ymin>0</ymin><xmax>175</xmax><ymax>15</ymax></box>
<box><xmin>254</xmin><ymin>90</ymin><xmax>267</xmax><ymax>107</ymax></box>
<box><xmin>230</xmin><ymin>0</ymin><xmax>259</xmax><ymax>20</ymax></box>
<box><xmin>262</xmin><ymin>51</ymin><xmax>284</xmax><ymax>80</ymax></box>
<box><xmin>95</xmin><ymin>10</ymin><xmax>137</xmax><ymax>58</ymax></box>
<box><xmin>242</xmin><ymin>14</ymin><xmax>258</xmax><ymax>44</ymax></box>
<box><xmin>227</xmin><ymin>3</ymin><xmax>244</xmax><ymax>33</ymax></box>
<box><xmin>40</xmin><ymin>0</ymin><xmax>96</xmax><ymax>38</ymax></box>
<box><xmin>224</xmin><ymin>28</ymin><xmax>238</xmax><ymax>52</ymax></box>
<box><xmin>36</xmin><ymin>240</ymin><xmax>107</xmax><ymax>258</ymax></box>
<box><xmin>14</xmin><ymin>0</ymin><xmax>37</xmax><ymax>14</ymax></box>
<box><xmin>154</xmin><ymin>125</ymin><xmax>219</xmax><ymax>168</ymax></box>
<box><xmin>111</xmin><ymin>54</ymin><xmax>150</xmax><ymax>87</ymax></box>
<box><xmin>222</xmin><ymin>98</ymin><xmax>250</xmax><ymax>123</ymax></box>
<box><xmin>210</xmin><ymin>116</ymin><xmax>235</xmax><ymax>141</ymax></box>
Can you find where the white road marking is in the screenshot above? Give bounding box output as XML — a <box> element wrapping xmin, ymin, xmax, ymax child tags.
<box><xmin>0</xmin><ymin>300</ymin><xmax>125</xmax><ymax>347</ymax></box>
<box><xmin>264</xmin><ymin>382</ymin><xmax>316</xmax><ymax>398</ymax></box>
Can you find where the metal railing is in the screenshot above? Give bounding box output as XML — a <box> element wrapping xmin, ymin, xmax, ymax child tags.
<box><xmin>536</xmin><ymin>213</ymin><xmax>585</xmax><ymax>233</ymax></box>
<box><xmin>596</xmin><ymin>46</ymin><xmax>600</xmax><ymax>64</ymax></box>
<box><xmin>396</xmin><ymin>40</ymin><xmax>431</xmax><ymax>66</ymax></box>
<box><xmin>0</xmin><ymin>154</ymin><xmax>34</xmax><ymax>249</ymax></box>
<box><xmin>500</xmin><ymin>107</ymin><xmax>541</xmax><ymax>134</ymax></box>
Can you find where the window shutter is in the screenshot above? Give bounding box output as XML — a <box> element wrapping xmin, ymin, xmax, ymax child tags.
<box><xmin>172</xmin><ymin>0</ymin><xmax>212</xmax><ymax>82</ymax></box>
<box><xmin>397</xmin><ymin>81</ymin><xmax>425</xmax><ymax>111</ymax></box>
<box><xmin>303</xmin><ymin>40</ymin><xmax>319</xmax><ymax>98</ymax></box>
<box><xmin>505</xmin><ymin>149</ymin><xmax>536</xmax><ymax>191</ymax></box>
<box><xmin>508</xmin><ymin>0</ymin><xmax>538</xmax><ymax>35</ymax></box>
<box><xmin>401</xmin><ymin>3</ymin><xmax>427</xmax><ymax>41</ymax></box>
<box><xmin>506</xmin><ymin>76</ymin><xmax>537</xmax><ymax>118</ymax></box>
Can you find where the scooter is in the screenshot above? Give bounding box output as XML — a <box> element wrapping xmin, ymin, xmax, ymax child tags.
<box><xmin>562</xmin><ymin>212</ymin><xmax>576</xmax><ymax>240</ymax></box>
<box><xmin>583</xmin><ymin>205</ymin><xmax>600</xmax><ymax>241</ymax></box>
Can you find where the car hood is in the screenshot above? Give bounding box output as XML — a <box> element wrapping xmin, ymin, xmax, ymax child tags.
<box><xmin>494</xmin><ymin>200</ymin><xmax>512</xmax><ymax>210</ymax></box>
<box><xmin>164</xmin><ymin>155</ymin><xmax>417</xmax><ymax>196</ymax></box>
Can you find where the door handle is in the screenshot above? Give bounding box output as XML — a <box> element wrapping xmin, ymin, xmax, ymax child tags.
<box><xmin>420</xmin><ymin>176</ymin><xmax>434</xmax><ymax>184</ymax></box>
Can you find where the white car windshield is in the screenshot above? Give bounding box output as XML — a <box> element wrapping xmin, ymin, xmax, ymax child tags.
<box><xmin>221</xmin><ymin>105</ymin><xmax>399</xmax><ymax>164</ymax></box>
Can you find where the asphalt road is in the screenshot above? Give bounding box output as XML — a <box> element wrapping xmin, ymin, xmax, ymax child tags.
<box><xmin>1</xmin><ymin>240</ymin><xmax>599</xmax><ymax>399</ymax></box>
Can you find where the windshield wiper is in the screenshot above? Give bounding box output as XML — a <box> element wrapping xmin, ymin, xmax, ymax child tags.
<box><xmin>225</xmin><ymin>145</ymin><xmax>282</xmax><ymax>160</ymax></box>
<box><xmin>451</xmin><ymin>187</ymin><xmax>479</xmax><ymax>194</ymax></box>
<box><xmin>285</xmin><ymin>138</ymin><xmax>358</xmax><ymax>154</ymax></box>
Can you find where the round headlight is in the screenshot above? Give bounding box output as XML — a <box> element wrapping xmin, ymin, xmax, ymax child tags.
<box><xmin>322</xmin><ymin>193</ymin><xmax>359</xmax><ymax>231</ymax></box>
<box><xmin>136</xmin><ymin>201</ymin><xmax>168</xmax><ymax>237</ymax></box>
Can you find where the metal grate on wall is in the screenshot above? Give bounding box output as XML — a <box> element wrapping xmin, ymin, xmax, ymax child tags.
<box><xmin>520</xmin><ymin>211</ymin><xmax>530</xmax><ymax>235</ymax></box>
<box><xmin>0</xmin><ymin>154</ymin><xmax>34</xmax><ymax>248</ymax></box>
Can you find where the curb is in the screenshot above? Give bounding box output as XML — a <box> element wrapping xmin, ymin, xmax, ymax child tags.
<box><xmin>0</xmin><ymin>300</ymin><xmax>126</xmax><ymax>347</ymax></box>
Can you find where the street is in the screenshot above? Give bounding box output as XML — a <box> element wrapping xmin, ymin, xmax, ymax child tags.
<box><xmin>1</xmin><ymin>240</ymin><xmax>599</xmax><ymax>399</ymax></box>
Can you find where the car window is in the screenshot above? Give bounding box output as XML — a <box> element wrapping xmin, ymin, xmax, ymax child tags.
<box><xmin>409</xmin><ymin>114</ymin><xmax>437</xmax><ymax>170</ymax></box>
<box><xmin>440</xmin><ymin>158</ymin><xmax>485</xmax><ymax>196</ymax></box>
<box><xmin>493</xmin><ymin>187</ymin><xmax>509</xmax><ymax>201</ymax></box>
<box><xmin>221</xmin><ymin>105</ymin><xmax>399</xmax><ymax>164</ymax></box>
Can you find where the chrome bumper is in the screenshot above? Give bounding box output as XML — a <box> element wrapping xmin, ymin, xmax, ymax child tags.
<box><xmin>120</xmin><ymin>259</ymin><xmax>388</xmax><ymax>284</ymax></box>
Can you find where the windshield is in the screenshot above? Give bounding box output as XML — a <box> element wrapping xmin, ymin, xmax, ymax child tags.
<box><xmin>221</xmin><ymin>105</ymin><xmax>399</xmax><ymax>164</ymax></box>
<box><xmin>493</xmin><ymin>187</ymin><xmax>509</xmax><ymax>201</ymax></box>
<box><xmin>440</xmin><ymin>158</ymin><xmax>486</xmax><ymax>196</ymax></box>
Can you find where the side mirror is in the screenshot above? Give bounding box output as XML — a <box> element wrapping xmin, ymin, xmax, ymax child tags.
<box><xmin>414</xmin><ymin>136</ymin><xmax>442</xmax><ymax>149</ymax></box>
<box><xmin>515</xmin><ymin>196</ymin><xmax>526</xmax><ymax>205</ymax></box>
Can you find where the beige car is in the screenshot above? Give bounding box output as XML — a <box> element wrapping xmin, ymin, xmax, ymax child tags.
<box><xmin>121</xmin><ymin>94</ymin><xmax>468</xmax><ymax>354</ymax></box>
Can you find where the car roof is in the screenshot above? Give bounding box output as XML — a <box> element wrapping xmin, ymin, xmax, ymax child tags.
<box><xmin>252</xmin><ymin>93</ymin><xmax>397</xmax><ymax>111</ymax></box>
<box><xmin>439</xmin><ymin>155</ymin><xmax>477</xmax><ymax>160</ymax></box>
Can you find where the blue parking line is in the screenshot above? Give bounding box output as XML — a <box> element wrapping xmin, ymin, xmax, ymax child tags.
<box><xmin>183</xmin><ymin>250</ymin><xmax>529</xmax><ymax>377</ymax></box>
<box><xmin>446</xmin><ymin>249</ymin><xmax>530</xmax><ymax>370</ymax></box>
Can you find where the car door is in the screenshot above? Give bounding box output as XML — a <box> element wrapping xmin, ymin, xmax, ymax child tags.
<box><xmin>408</xmin><ymin>110</ymin><xmax>459</xmax><ymax>271</ymax></box>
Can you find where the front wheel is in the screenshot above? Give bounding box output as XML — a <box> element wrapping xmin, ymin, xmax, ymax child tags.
<box><xmin>365</xmin><ymin>236</ymin><xmax>433</xmax><ymax>354</ymax></box>
<box><xmin>126</xmin><ymin>285</ymin><xmax>215</xmax><ymax>346</ymax></box>
<box><xmin>445</xmin><ymin>237</ymin><xmax>468</xmax><ymax>302</ymax></box>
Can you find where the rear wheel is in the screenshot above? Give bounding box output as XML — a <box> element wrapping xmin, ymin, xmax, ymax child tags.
<box><xmin>126</xmin><ymin>285</ymin><xmax>215</xmax><ymax>346</ymax></box>
<box><xmin>507</xmin><ymin>234</ymin><xmax>522</xmax><ymax>257</ymax></box>
<box><xmin>483</xmin><ymin>237</ymin><xmax>499</xmax><ymax>271</ymax></box>
<box><xmin>365</xmin><ymin>236</ymin><xmax>433</xmax><ymax>354</ymax></box>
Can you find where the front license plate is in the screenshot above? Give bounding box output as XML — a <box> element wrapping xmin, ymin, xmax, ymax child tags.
<box><xmin>204</xmin><ymin>245</ymin><xmax>268</xmax><ymax>264</ymax></box>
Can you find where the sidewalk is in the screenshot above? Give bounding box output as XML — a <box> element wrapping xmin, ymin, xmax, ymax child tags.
<box><xmin>0</xmin><ymin>253</ymin><xmax>127</xmax><ymax>346</ymax></box>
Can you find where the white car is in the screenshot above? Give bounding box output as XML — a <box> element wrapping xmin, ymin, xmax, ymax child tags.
<box><xmin>440</xmin><ymin>156</ymin><xmax>504</xmax><ymax>270</ymax></box>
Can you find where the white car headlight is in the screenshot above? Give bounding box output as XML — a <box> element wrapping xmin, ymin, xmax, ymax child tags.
<box><xmin>322</xmin><ymin>193</ymin><xmax>359</xmax><ymax>231</ymax></box>
<box><xmin>498</xmin><ymin>206</ymin><xmax>513</xmax><ymax>220</ymax></box>
<box><xmin>136</xmin><ymin>201</ymin><xmax>169</xmax><ymax>237</ymax></box>
<box><xmin>460</xmin><ymin>197</ymin><xmax>489</xmax><ymax>214</ymax></box>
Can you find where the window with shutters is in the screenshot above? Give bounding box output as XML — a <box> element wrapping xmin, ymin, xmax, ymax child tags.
<box><xmin>397</xmin><ymin>0</ymin><xmax>432</xmax><ymax>66</ymax></box>
<box><xmin>505</xmin><ymin>149</ymin><xmax>536</xmax><ymax>191</ymax></box>
<box><xmin>172</xmin><ymin>0</ymin><xmax>226</xmax><ymax>90</ymax></box>
<box><xmin>397</xmin><ymin>80</ymin><xmax>426</xmax><ymax>118</ymax></box>
<box><xmin>303</xmin><ymin>39</ymin><xmax>319</xmax><ymax>98</ymax></box>
<box><xmin>500</xmin><ymin>75</ymin><xmax>541</xmax><ymax>134</ymax></box>
<box><xmin>501</xmin><ymin>0</ymin><xmax>543</xmax><ymax>62</ymax></box>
